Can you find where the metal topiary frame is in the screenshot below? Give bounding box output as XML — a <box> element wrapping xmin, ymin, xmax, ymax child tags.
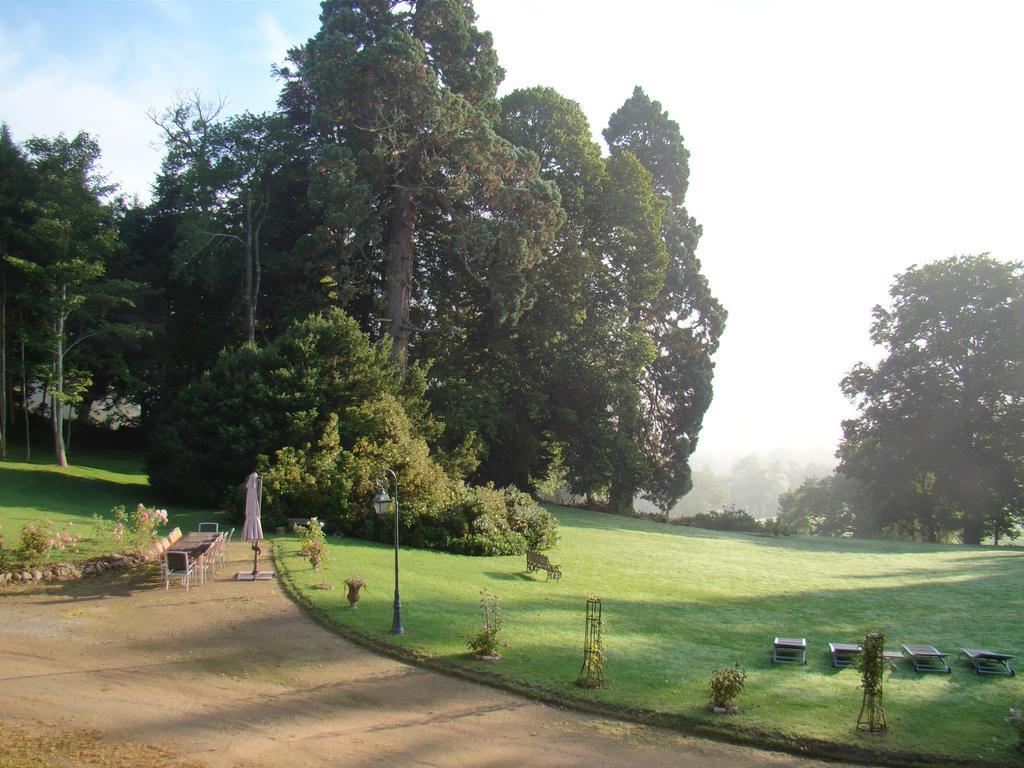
<box><xmin>857</xmin><ymin>631</ymin><xmax>888</xmax><ymax>734</ymax></box>
<box><xmin>576</xmin><ymin>596</ymin><xmax>605</xmax><ymax>688</ymax></box>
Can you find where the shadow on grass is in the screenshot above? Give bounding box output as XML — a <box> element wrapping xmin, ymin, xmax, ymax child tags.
<box><xmin>481</xmin><ymin>570</ymin><xmax>538</xmax><ymax>582</ymax></box>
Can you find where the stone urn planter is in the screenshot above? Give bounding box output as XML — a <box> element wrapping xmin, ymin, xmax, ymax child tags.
<box><xmin>344</xmin><ymin>576</ymin><xmax>367</xmax><ymax>608</ymax></box>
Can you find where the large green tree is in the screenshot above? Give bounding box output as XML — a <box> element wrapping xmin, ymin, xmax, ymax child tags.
<box><xmin>839</xmin><ymin>254</ymin><xmax>1024</xmax><ymax>544</ymax></box>
<box><xmin>281</xmin><ymin>0</ymin><xmax>563</xmax><ymax>365</ymax></box>
<box><xmin>6</xmin><ymin>133</ymin><xmax>139</xmax><ymax>466</ymax></box>
<box><xmin>151</xmin><ymin>97</ymin><xmax>308</xmax><ymax>346</ymax></box>
<box><xmin>425</xmin><ymin>85</ymin><xmax>724</xmax><ymax>513</ymax></box>
<box><xmin>0</xmin><ymin>123</ymin><xmax>34</xmax><ymax>460</ymax></box>
<box><xmin>602</xmin><ymin>87</ymin><xmax>726</xmax><ymax>511</ymax></box>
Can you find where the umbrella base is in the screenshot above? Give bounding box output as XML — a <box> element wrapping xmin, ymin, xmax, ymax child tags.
<box><xmin>234</xmin><ymin>571</ymin><xmax>275</xmax><ymax>581</ymax></box>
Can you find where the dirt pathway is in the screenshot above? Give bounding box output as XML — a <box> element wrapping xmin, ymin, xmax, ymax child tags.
<box><xmin>0</xmin><ymin>545</ymin><xmax>870</xmax><ymax>768</ymax></box>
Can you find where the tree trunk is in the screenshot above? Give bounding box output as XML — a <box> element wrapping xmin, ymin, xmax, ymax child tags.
<box><xmin>243</xmin><ymin>190</ymin><xmax>256</xmax><ymax>344</ymax></box>
<box><xmin>252</xmin><ymin>202</ymin><xmax>263</xmax><ymax>346</ymax></box>
<box><xmin>52</xmin><ymin>284</ymin><xmax>68</xmax><ymax>468</ymax></box>
<box><xmin>0</xmin><ymin>269</ymin><xmax>6</xmax><ymax>461</ymax></box>
<box><xmin>608</xmin><ymin>483</ymin><xmax>634</xmax><ymax>516</ymax></box>
<box><xmin>961</xmin><ymin>516</ymin><xmax>984</xmax><ymax>546</ymax></box>
<box><xmin>385</xmin><ymin>181</ymin><xmax>416</xmax><ymax>367</ymax></box>
<box><xmin>21</xmin><ymin>333</ymin><xmax>30</xmax><ymax>460</ymax></box>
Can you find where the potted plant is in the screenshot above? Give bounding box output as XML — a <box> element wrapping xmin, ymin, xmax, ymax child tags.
<box><xmin>467</xmin><ymin>588</ymin><xmax>503</xmax><ymax>660</ymax></box>
<box><xmin>708</xmin><ymin>664</ymin><xmax>746</xmax><ymax>714</ymax></box>
<box><xmin>295</xmin><ymin>517</ymin><xmax>331</xmax><ymax>589</ymax></box>
<box><xmin>343</xmin><ymin>575</ymin><xmax>367</xmax><ymax>608</ymax></box>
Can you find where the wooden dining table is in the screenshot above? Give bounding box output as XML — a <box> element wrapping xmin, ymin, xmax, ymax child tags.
<box><xmin>165</xmin><ymin>531</ymin><xmax>223</xmax><ymax>585</ymax></box>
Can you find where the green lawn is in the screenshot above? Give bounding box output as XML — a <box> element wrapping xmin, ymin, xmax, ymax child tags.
<box><xmin>3</xmin><ymin>452</ymin><xmax>1022</xmax><ymax>764</ymax></box>
<box><xmin>278</xmin><ymin>507</ymin><xmax>1024</xmax><ymax>765</ymax></box>
<box><xmin>0</xmin><ymin>452</ymin><xmax>229</xmax><ymax>560</ymax></box>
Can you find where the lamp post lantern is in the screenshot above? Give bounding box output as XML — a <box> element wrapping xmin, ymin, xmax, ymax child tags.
<box><xmin>373</xmin><ymin>468</ymin><xmax>404</xmax><ymax>635</ymax></box>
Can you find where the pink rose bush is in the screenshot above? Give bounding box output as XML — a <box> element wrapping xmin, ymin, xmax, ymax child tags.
<box><xmin>99</xmin><ymin>504</ymin><xmax>170</xmax><ymax>550</ymax></box>
<box><xmin>1</xmin><ymin>520</ymin><xmax>81</xmax><ymax>568</ymax></box>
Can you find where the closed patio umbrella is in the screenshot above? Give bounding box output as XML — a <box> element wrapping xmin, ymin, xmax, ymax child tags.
<box><xmin>236</xmin><ymin>471</ymin><xmax>273</xmax><ymax>580</ymax></box>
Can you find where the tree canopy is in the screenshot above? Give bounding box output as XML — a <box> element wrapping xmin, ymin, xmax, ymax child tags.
<box><xmin>1</xmin><ymin>0</ymin><xmax>727</xmax><ymax>530</ymax></box>
<box><xmin>838</xmin><ymin>254</ymin><xmax>1024</xmax><ymax>544</ymax></box>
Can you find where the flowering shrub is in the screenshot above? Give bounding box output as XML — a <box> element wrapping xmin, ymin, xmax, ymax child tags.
<box><xmin>97</xmin><ymin>504</ymin><xmax>169</xmax><ymax>550</ymax></box>
<box><xmin>467</xmin><ymin>588</ymin><xmax>503</xmax><ymax>657</ymax></box>
<box><xmin>6</xmin><ymin>520</ymin><xmax>81</xmax><ymax>568</ymax></box>
<box><xmin>1007</xmin><ymin>705</ymin><xmax>1024</xmax><ymax>751</ymax></box>
<box><xmin>295</xmin><ymin>517</ymin><xmax>328</xmax><ymax>572</ymax></box>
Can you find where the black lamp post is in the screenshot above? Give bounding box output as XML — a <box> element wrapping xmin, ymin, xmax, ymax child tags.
<box><xmin>373</xmin><ymin>467</ymin><xmax>404</xmax><ymax>635</ymax></box>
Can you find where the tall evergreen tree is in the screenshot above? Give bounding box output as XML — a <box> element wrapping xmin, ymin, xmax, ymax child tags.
<box><xmin>602</xmin><ymin>87</ymin><xmax>726</xmax><ymax>512</ymax></box>
<box><xmin>280</xmin><ymin>0</ymin><xmax>563</xmax><ymax>365</ymax></box>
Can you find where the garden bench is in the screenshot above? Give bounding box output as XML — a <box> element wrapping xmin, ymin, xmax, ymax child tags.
<box><xmin>829</xmin><ymin>642</ymin><xmax>862</xmax><ymax>668</ymax></box>
<box><xmin>526</xmin><ymin>549</ymin><xmax>561</xmax><ymax>581</ymax></box>
<box><xmin>771</xmin><ymin>636</ymin><xmax>807</xmax><ymax>665</ymax></box>
<box><xmin>882</xmin><ymin>650</ymin><xmax>905</xmax><ymax>670</ymax></box>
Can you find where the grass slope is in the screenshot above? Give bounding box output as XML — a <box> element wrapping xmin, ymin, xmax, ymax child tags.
<box><xmin>279</xmin><ymin>506</ymin><xmax>1024</xmax><ymax>765</ymax></box>
<box><xmin>0</xmin><ymin>453</ymin><xmax>228</xmax><ymax>560</ymax></box>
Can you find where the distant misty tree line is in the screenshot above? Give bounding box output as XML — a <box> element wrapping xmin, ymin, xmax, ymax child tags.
<box><xmin>630</xmin><ymin>453</ymin><xmax>830</xmax><ymax>520</ymax></box>
<box><xmin>0</xmin><ymin>0</ymin><xmax>725</xmax><ymax>520</ymax></box>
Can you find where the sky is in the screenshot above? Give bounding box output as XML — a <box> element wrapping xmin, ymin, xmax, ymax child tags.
<box><xmin>3</xmin><ymin>0</ymin><xmax>1024</xmax><ymax>473</ymax></box>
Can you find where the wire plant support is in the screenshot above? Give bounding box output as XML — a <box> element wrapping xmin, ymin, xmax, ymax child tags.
<box><xmin>576</xmin><ymin>596</ymin><xmax>605</xmax><ymax>689</ymax></box>
<box><xmin>857</xmin><ymin>631</ymin><xmax>888</xmax><ymax>734</ymax></box>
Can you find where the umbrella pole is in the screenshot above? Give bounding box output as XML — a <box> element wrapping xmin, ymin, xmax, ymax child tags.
<box><xmin>251</xmin><ymin>541</ymin><xmax>260</xmax><ymax>577</ymax></box>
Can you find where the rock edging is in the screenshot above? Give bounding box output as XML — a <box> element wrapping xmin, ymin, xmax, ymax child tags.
<box><xmin>0</xmin><ymin>527</ymin><xmax>182</xmax><ymax>588</ymax></box>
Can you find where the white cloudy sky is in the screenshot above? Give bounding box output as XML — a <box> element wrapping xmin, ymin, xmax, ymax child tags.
<box><xmin>3</xmin><ymin>0</ymin><xmax>1023</xmax><ymax>471</ymax></box>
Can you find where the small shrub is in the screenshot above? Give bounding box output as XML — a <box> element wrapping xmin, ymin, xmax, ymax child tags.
<box><xmin>295</xmin><ymin>517</ymin><xmax>328</xmax><ymax>572</ymax></box>
<box><xmin>674</xmin><ymin>505</ymin><xmax>764</xmax><ymax>533</ymax></box>
<box><xmin>708</xmin><ymin>664</ymin><xmax>746</xmax><ymax>711</ymax></box>
<box><xmin>1006</xmin><ymin>705</ymin><xmax>1024</xmax><ymax>752</ymax></box>
<box><xmin>467</xmin><ymin>587</ymin><xmax>503</xmax><ymax>657</ymax></box>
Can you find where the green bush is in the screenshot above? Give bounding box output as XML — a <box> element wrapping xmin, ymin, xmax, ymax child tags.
<box><xmin>148</xmin><ymin>309</ymin><xmax>419</xmax><ymax>507</ymax></box>
<box><xmin>674</xmin><ymin>505</ymin><xmax>764</xmax><ymax>533</ymax></box>
<box><xmin>445</xmin><ymin>485</ymin><xmax>558</xmax><ymax>556</ymax></box>
<box><xmin>148</xmin><ymin>309</ymin><xmax>558</xmax><ymax>555</ymax></box>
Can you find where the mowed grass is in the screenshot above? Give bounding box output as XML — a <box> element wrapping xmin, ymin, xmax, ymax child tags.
<box><xmin>3</xmin><ymin>453</ymin><xmax>1022</xmax><ymax>763</ymax></box>
<box><xmin>279</xmin><ymin>507</ymin><xmax>1024</xmax><ymax>764</ymax></box>
<box><xmin>0</xmin><ymin>451</ymin><xmax>229</xmax><ymax>560</ymax></box>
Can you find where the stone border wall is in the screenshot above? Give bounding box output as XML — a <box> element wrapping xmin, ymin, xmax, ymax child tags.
<box><xmin>0</xmin><ymin>527</ymin><xmax>182</xmax><ymax>587</ymax></box>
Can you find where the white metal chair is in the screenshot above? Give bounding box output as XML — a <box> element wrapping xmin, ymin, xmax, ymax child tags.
<box><xmin>163</xmin><ymin>551</ymin><xmax>196</xmax><ymax>591</ymax></box>
<box><xmin>218</xmin><ymin>528</ymin><xmax>234</xmax><ymax>567</ymax></box>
